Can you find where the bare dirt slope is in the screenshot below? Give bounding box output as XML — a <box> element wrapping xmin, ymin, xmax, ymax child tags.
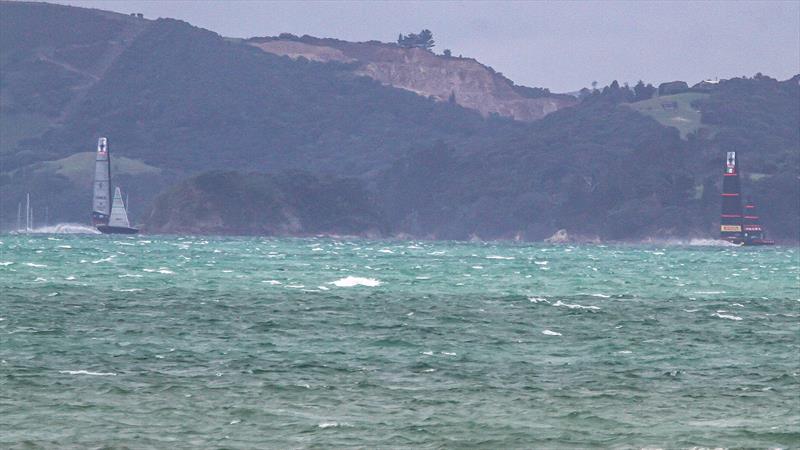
<box><xmin>249</xmin><ymin>37</ymin><xmax>577</xmax><ymax>122</ymax></box>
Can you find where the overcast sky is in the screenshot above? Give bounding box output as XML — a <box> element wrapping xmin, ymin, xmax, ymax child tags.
<box><xmin>48</xmin><ymin>0</ymin><xmax>800</xmax><ymax>92</ymax></box>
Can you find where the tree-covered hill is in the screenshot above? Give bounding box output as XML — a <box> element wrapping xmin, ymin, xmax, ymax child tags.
<box><xmin>146</xmin><ymin>170</ymin><xmax>387</xmax><ymax>236</ymax></box>
<box><xmin>0</xmin><ymin>2</ymin><xmax>797</xmax><ymax>242</ymax></box>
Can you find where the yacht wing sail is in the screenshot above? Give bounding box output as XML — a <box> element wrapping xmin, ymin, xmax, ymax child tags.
<box><xmin>92</xmin><ymin>137</ymin><xmax>112</xmax><ymax>225</ymax></box>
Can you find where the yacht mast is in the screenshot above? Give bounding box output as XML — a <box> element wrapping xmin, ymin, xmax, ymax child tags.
<box><xmin>25</xmin><ymin>193</ymin><xmax>30</xmax><ymax>231</ymax></box>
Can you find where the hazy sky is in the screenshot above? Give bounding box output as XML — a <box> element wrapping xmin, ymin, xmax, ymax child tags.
<box><xmin>48</xmin><ymin>0</ymin><xmax>800</xmax><ymax>92</ymax></box>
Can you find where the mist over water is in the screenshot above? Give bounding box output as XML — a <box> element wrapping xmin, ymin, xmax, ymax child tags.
<box><xmin>1</xmin><ymin>235</ymin><xmax>798</xmax><ymax>447</ymax></box>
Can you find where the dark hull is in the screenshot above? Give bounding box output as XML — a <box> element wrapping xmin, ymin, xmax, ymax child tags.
<box><xmin>97</xmin><ymin>225</ymin><xmax>138</xmax><ymax>235</ymax></box>
<box><xmin>743</xmin><ymin>239</ymin><xmax>775</xmax><ymax>246</ymax></box>
<box><xmin>726</xmin><ymin>238</ymin><xmax>776</xmax><ymax>246</ymax></box>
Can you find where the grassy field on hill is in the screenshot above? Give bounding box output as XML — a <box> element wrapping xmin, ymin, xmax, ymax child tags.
<box><xmin>626</xmin><ymin>93</ymin><xmax>712</xmax><ymax>138</ymax></box>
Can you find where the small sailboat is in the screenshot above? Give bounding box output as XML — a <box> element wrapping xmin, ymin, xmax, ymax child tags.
<box><xmin>92</xmin><ymin>137</ymin><xmax>138</xmax><ymax>234</ymax></box>
<box><xmin>720</xmin><ymin>151</ymin><xmax>773</xmax><ymax>246</ymax></box>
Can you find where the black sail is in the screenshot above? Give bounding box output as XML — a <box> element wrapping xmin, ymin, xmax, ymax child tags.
<box><xmin>720</xmin><ymin>151</ymin><xmax>743</xmax><ymax>243</ymax></box>
<box><xmin>742</xmin><ymin>202</ymin><xmax>764</xmax><ymax>241</ymax></box>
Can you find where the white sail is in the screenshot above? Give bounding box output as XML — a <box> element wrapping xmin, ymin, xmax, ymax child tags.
<box><xmin>108</xmin><ymin>187</ymin><xmax>130</xmax><ymax>228</ymax></box>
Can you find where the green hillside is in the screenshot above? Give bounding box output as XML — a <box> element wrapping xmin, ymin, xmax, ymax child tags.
<box><xmin>32</xmin><ymin>152</ymin><xmax>160</xmax><ymax>185</ymax></box>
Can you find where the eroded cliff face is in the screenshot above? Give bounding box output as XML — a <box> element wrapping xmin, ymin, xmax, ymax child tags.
<box><xmin>248</xmin><ymin>37</ymin><xmax>576</xmax><ymax>122</ymax></box>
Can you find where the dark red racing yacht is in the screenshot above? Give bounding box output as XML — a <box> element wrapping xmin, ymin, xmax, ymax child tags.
<box><xmin>720</xmin><ymin>151</ymin><xmax>774</xmax><ymax>246</ymax></box>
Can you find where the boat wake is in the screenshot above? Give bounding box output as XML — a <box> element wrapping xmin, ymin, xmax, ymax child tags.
<box><xmin>641</xmin><ymin>237</ymin><xmax>737</xmax><ymax>247</ymax></box>
<box><xmin>688</xmin><ymin>238</ymin><xmax>738</xmax><ymax>247</ymax></box>
<box><xmin>17</xmin><ymin>223</ymin><xmax>101</xmax><ymax>234</ymax></box>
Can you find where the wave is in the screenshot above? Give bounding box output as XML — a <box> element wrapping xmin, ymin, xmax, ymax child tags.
<box><xmin>330</xmin><ymin>276</ymin><xmax>381</xmax><ymax>287</ymax></box>
<box><xmin>59</xmin><ymin>370</ymin><xmax>117</xmax><ymax>376</ymax></box>
<box><xmin>318</xmin><ymin>421</ymin><xmax>351</xmax><ymax>428</ymax></box>
<box><xmin>553</xmin><ymin>300</ymin><xmax>600</xmax><ymax>311</ymax></box>
<box><xmin>712</xmin><ymin>312</ymin><xmax>743</xmax><ymax>321</ymax></box>
<box><xmin>542</xmin><ymin>329</ymin><xmax>562</xmax><ymax>336</ymax></box>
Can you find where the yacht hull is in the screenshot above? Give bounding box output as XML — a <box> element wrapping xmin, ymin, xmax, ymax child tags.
<box><xmin>97</xmin><ymin>225</ymin><xmax>138</xmax><ymax>235</ymax></box>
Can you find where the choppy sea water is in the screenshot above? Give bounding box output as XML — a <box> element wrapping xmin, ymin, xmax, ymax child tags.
<box><xmin>1</xmin><ymin>235</ymin><xmax>798</xmax><ymax>448</ymax></box>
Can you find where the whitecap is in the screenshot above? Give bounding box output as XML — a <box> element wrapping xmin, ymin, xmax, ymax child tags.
<box><xmin>57</xmin><ymin>245</ymin><xmax>72</xmax><ymax>249</ymax></box>
<box><xmin>0</xmin><ymin>262</ymin><xmax>13</xmax><ymax>266</ymax></box>
<box><xmin>441</xmin><ymin>351</ymin><xmax>457</xmax><ymax>356</ymax></box>
<box><xmin>261</xmin><ymin>280</ymin><xmax>282</xmax><ymax>285</ymax></box>
<box><xmin>553</xmin><ymin>300</ymin><xmax>600</xmax><ymax>310</ymax></box>
<box><xmin>318</xmin><ymin>422</ymin><xmax>344</xmax><ymax>429</ymax></box>
<box><xmin>59</xmin><ymin>370</ymin><xmax>117</xmax><ymax>376</ymax></box>
<box><xmin>421</xmin><ymin>351</ymin><xmax>434</xmax><ymax>356</ymax></box>
<box><xmin>378</xmin><ymin>249</ymin><xmax>394</xmax><ymax>254</ymax></box>
<box><xmin>91</xmin><ymin>256</ymin><xmax>115</xmax><ymax>264</ymax></box>
<box><xmin>712</xmin><ymin>312</ymin><xmax>743</xmax><ymax>321</ymax></box>
<box><xmin>471</xmin><ymin>265</ymin><xmax>483</xmax><ymax>269</ymax></box>
<box><xmin>590</xmin><ymin>293</ymin><xmax>611</xmax><ymax>298</ymax></box>
<box><xmin>534</xmin><ymin>261</ymin><xmax>548</xmax><ymax>265</ymax></box>
<box><xmin>157</xmin><ymin>268</ymin><xmax>174</xmax><ymax>274</ymax></box>
<box><xmin>330</xmin><ymin>276</ymin><xmax>381</xmax><ymax>287</ymax></box>
<box><xmin>25</xmin><ymin>263</ymin><xmax>47</xmax><ymax>268</ymax></box>
<box><xmin>617</xmin><ymin>350</ymin><xmax>632</xmax><ymax>354</ymax></box>
<box><xmin>286</xmin><ymin>284</ymin><xmax>305</xmax><ymax>289</ymax></box>
<box><xmin>542</xmin><ymin>329</ymin><xmax>562</xmax><ymax>336</ymax></box>
<box><xmin>694</xmin><ymin>291</ymin><xmax>726</xmax><ymax>295</ymax></box>
<box><xmin>528</xmin><ymin>297</ymin><xmax>550</xmax><ymax>304</ymax></box>
<box><xmin>486</xmin><ymin>255</ymin><xmax>514</xmax><ymax>260</ymax></box>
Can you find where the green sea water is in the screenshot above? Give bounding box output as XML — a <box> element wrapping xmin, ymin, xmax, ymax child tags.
<box><xmin>1</xmin><ymin>234</ymin><xmax>799</xmax><ymax>448</ymax></box>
